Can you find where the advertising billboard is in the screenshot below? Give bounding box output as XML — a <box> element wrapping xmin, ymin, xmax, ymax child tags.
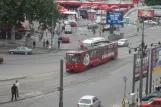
<box><xmin>134</xmin><ymin>50</ymin><xmax>150</xmax><ymax>82</ymax></box>
<box><xmin>151</xmin><ymin>46</ymin><xmax>161</xmax><ymax>73</ymax></box>
<box><xmin>138</xmin><ymin>9</ymin><xmax>154</xmax><ymax>17</ymax></box>
<box><xmin>106</xmin><ymin>11</ymin><xmax>123</xmax><ymax>24</ymax></box>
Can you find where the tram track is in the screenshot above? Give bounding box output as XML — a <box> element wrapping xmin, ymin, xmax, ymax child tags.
<box><xmin>0</xmin><ymin>58</ymin><xmax>132</xmax><ymax>101</ymax></box>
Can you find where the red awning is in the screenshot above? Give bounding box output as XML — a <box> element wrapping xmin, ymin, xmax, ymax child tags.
<box><xmin>91</xmin><ymin>3</ymin><xmax>99</xmax><ymax>7</ymax></box>
<box><xmin>101</xmin><ymin>4</ymin><xmax>109</xmax><ymax>10</ymax></box>
<box><xmin>59</xmin><ymin>7</ymin><xmax>68</xmax><ymax>12</ymax></box>
<box><xmin>110</xmin><ymin>5</ymin><xmax>119</xmax><ymax>9</ymax></box>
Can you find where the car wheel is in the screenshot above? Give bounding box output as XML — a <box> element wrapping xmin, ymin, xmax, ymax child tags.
<box><xmin>10</xmin><ymin>52</ymin><xmax>14</xmax><ymax>55</ymax></box>
<box><xmin>25</xmin><ymin>52</ymin><xmax>28</xmax><ymax>55</ymax></box>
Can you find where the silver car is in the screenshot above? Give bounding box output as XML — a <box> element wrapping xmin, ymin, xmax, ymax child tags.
<box><xmin>8</xmin><ymin>46</ymin><xmax>32</xmax><ymax>55</ymax></box>
<box><xmin>78</xmin><ymin>95</ymin><xmax>101</xmax><ymax>107</ymax></box>
<box><xmin>144</xmin><ymin>20</ymin><xmax>157</xmax><ymax>25</ymax></box>
<box><xmin>87</xmin><ymin>23</ymin><xmax>98</xmax><ymax>29</ymax></box>
<box><xmin>118</xmin><ymin>39</ymin><xmax>129</xmax><ymax>47</ymax></box>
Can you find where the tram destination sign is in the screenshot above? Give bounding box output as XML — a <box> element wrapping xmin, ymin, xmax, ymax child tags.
<box><xmin>106</xmin><ymin>11</ymin><xmax>123</xmax><ymax>24</ymax></box>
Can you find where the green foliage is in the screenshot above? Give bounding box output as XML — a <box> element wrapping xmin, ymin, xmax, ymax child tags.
<box><xmin>144</xmin><ymin>0</ymin><xmax>161</xmax><ymax>6</ymax></box>
<box><xmin>0</xmin><ymin>0</ymin><xmax>60</xmax><ymax>28</ymax></box>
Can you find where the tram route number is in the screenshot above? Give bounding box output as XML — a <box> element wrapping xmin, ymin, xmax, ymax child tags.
<box><xmin>102</xmin><ymin>52</ymin><xmax>114</xmax><ymax>59</ymax></box>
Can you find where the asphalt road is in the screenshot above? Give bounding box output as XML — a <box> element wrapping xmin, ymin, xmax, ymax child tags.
<box><xmin>1</xmin><ymin>7</ymin><xmax>161</xmax><ymax>107</ymax></box>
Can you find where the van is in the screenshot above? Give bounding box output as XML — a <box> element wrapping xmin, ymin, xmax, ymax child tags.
<box><xmin>65</xmin><ymin>25</ymin><xmax>72</xmax><ymax>34</ymax></box>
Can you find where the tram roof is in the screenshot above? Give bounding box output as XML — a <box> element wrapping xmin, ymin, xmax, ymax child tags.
<box><xmin>66</xmin><ymin>42</ymin><xmax>117</xmax><ymax>54</ymax></box>
<box><xmin>82</xmin><ymin>37</ymin><xmax>107</xmax><ymax>44</ymax></box>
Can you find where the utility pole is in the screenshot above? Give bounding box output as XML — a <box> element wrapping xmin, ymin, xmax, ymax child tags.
<box><xmin>100</xmin><ymin>1</ymin><xmax>102</xmax><ymax>37</ymax></box>
<box><xmin>59</xmin><ymin>59</ymin><xmax>63</xmax><ymax>107</ymax></box>
<box><xmin>51</xmin><ymin>8</ymin><xmax>54</xmax><ymax>48</ymax></box>
<box><xmin>138</xmin><ymin>19</ymin><xmax>144</xmax><ymax>107</ymax></box>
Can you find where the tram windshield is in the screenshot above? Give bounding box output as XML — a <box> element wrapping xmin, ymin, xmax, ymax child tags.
<box><xmin>66</xmin><ymin>53</ymin><xmax>81</xmax><ymax>62</ymax></box>
<box><xmin>66</xmin><ymin>53</ymin><xmax>75</xmax><ymax>62</ymax></box>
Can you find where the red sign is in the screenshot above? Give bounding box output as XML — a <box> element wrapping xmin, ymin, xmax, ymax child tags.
<box><xmin>132</xmin><ymin>0</ymin><xmax>138</xmax><ymax>3</ymax></box>
<box><xmin>138</xmin><ymin>10</ymin><xmax>154</xmax><ymax>17</ymax></box>
<box><xmin>88</xmin><ymin>13</ymin><xmax>95</xmax><ymax>20</ymax></box>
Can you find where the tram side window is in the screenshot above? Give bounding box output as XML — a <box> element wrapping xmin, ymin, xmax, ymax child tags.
<box><xmin>104</xmin><ymin>46</ymin><xmax>108</xmax><ymax>54</ymax></box>
<box><xmin>89</xmin><ymin>51</ymin><xmax>94</xmax><ymax>58</ymax></box>
<box><xmin>75</xmin><ymin>54</ymin><xmax>81</xmax><ymax>62</ymax></box>
<box><xmin>66</xmin><ymin>54</ymin><xmax>75</xmax><ymax>62</ymax></box>
<box><xmin>108</xmin><ymin>47</ymin><xmax>112</xmax><ymax>53</ymax></box>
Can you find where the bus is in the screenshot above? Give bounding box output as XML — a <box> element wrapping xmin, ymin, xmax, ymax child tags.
<box><xmin>82</xmin><ymin>37</ymin><xmax>111</xmax><ymax>47</ymax></box>
<box><xmin>65</xmin><ymin>41</ymin><xmax>118</xmax><ymax>72</ymax></box>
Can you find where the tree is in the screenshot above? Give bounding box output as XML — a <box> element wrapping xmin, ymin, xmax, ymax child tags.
<box><xmin>144</xmin><ymin>0</ymin><xmax>161</xmax><ymax>6</ymax></box>
<box><xmin>0</xmin><ymin>0</ymin><xmax>60</xmax><ymax>43</ymax></box>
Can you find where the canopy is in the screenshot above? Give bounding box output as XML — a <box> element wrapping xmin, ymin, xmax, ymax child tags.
<box><xmin>110</xmin><ymin>5</ymin><xmax>119</xmax><ymax>9</ymax></box>
<box><xmin>59</xmin><ymin>8</ymin><xmax>68</xmax><ymax>12</ymax></box>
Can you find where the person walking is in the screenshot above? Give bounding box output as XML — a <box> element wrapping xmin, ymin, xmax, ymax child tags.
<box><xmin>43</xmin><ymin>39</ymin><xmax>45</xmax><ymax>48</ymax></box>
<box><xmin>11</xmin><ymin>84</ymin><xmax>17</xmax><ymax>101</ymax></box>
<box><xmin>15</xmin><ymin>80</ymin><xmax>19</xmax><ymax>98</ymax></box>
<box><xmin>33</xmin><ymin>41</ymin><xmax>36</xmax><ymax>49</ymax></box>
<box><xmin>46</xmin><ymin>40</ymin><xmax>49</xmax><ymax>48</ymax></box>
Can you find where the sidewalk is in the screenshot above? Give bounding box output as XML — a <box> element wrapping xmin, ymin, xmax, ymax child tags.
<box><xmin>0</xmin><ymin>37</ymin><xmax>60</xmax><ymax>54</ymax></box>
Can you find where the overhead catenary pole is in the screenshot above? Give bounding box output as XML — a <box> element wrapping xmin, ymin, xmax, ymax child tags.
<box><xmin>139</xmin><ymin>19</ymin><xmax>144</xmax><ymax>107</ymax></box>
<box><xmin>100</xmin><ymin>1</ymin><xmax>102</xmax><ymax>37</ymax></box>
<box><xmin>59</xmin><ymin>59</ymin><xmax>63</xmax><ymax>107</ymax></box>
<box><xmin>132</xmin><ymin>54</ymin><xmax>136</xmax><ymax>93</ymax></box>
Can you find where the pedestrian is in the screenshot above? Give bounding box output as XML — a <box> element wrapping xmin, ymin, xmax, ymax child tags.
<box><xmin>11</xmin><ymin>84</ymin><xmax>17</xmax><ymax>101</ymax></box>
<box><xmin>43</xmin><ymin>39</ymin><xmax>45</xmax><ymax>48</ymax></box>
<box><xmin>33</xmin><ymin>41</ymin><xmax>36</xmax><ymax>49</ymax></box>
<box><xmin>15</xmin><ymin>80</ymin><xmax>19</xmax><ymax>98</ymax></box>
<box><xmin>46</xmin><ymin>40</ymin><xmax>49</xmax><ymax>48</ymax></box>
<box><xmin>58</xmin><ymin>40</ymin><xmax>60</xmax><ymax>49</ymax></box>
<box><xmin>92</xmin><ymin>28</ymin><xmax>95</xmax><ymax>35</ymax></box>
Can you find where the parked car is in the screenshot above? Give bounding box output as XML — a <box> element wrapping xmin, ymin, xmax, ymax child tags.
<box><xmin>8</xmin><ymin>46</ymin><xmax>32</xmax><ymax>55</ymax></box>
<box><xmin>155</xmin><ymin>84</ymin><xmax>161</xmax><ymax>91</ymax></box>
<box><xmin>65</xmin><ymin>25</ymin><xmax>72</xmax><ymax>34</ymax></box>
<box><xmin>0</xmin><ymin>56</ymin><xmax>3</xmax><ymax>63</ymax></box>
<box><xmin>62</xmin><ymin>35</ymin><xmax>70</xmax><ymax>43</ymax></box>
<box><xmin>142</xmin><ymin>98</ymin><xmax>161</xmax><ymax>107</ymax></box>
<box><xmin>144</xmin><ymin>20</ymin><xmax>157</xmax><ymax>25</ymax></box>
<box><xmin>117</xmin><ymin>39</ymin><xmax>129</xmax><ymax>47</ymax></box>
<box><xmin>142</xmin><ymin>91</ymin><xmax>161</xmax><ymax>101</ymax></box>
<box><xmin>68</xmin><ymin>20</ymin><xmax>77</xmax><ymax>27</ymax></box>
<box><xmin>78</xmin><ymin>95</ymin><xmax>101</xmax><ymax>107</ymax></box>
<box><xmin>102</xmin><ymin>25</ymin><xmax>117</xmax><ymax>32</ymax></box>
<box><xmin>151</xmin><ymin>5</ymin><xmax>161</xmax><ymax>9</ymax></box>
<box><xmin>87</xmin><ymin>23</ymin><xmax>98</xmax><ymax>29</ymax></box>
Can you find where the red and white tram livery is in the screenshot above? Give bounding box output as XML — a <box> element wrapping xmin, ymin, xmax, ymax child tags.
<box><xmin>66</xmin><ymin>42</ymin><xmax>118</xmax><ymax>72</ymax></box>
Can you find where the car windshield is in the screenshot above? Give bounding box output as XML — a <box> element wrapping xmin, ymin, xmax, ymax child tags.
<box><xmin>118</xmin><ymin>40</ymin><xmax>125</xmax><ymax>42</ymax></box>
<box><xmin>148</xmin><ymin>92</ymin><xmax>159</xmax><ymax>97</ymax></box>
<box><xmin>148</xmin><ymin>98</ymin><xmax>153</xmax><ymax>104</ymax></box>
<box><xmin>104</xmin><ymin>25</ymin><xmax>110</xmax><ymax>28</ymax></box>
<box><xmin>79</xmin><ymin>99</ymin><xmax>91</xmax><ymax>104</ymax></box>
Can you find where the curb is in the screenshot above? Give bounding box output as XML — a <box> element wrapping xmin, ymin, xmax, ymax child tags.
<box><xmin>0</xmin><ymin>76</ymin><xmax>27</xmax><ymax>82</ymax></box>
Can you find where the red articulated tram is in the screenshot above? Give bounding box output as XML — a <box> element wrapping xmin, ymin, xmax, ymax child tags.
<box><xmin>65</xmin><ymin>38</ymin><xmax>118</xmax><ymax>72</ymax></box>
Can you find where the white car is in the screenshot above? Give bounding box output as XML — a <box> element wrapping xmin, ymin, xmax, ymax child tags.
<box><xmin>144</xmin><ymin>20</ymin><xmax>157</xmax><ymax>25</ymax></box>
<box><xmin>117</xmin><ymin>39</ymin><xmax>129</xmax><ymax>47</ymax></box>
<box><xmin>78</xmin><ymin>95</ymin><xmax>101</xmax><ymax>107</ymax></box>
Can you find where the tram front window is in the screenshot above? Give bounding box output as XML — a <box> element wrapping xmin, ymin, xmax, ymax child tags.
<box><xmin>66</xmin><ymin>54</ymin><xmax>76</xmax><ymax>62</ymax></box>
